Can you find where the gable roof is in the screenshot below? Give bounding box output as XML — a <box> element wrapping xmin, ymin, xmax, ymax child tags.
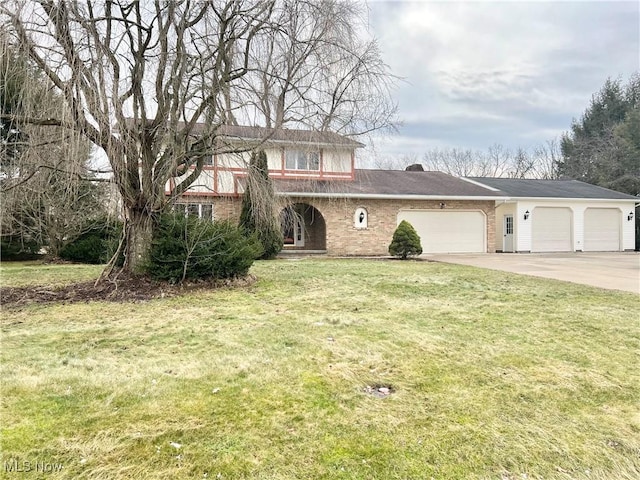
<box><xmin>215</xmin><ymin>125</ymin><xmax>365</xmax><ymax>149</ymax></box>
<box><xmin>121</xmin><ymin>119</ymin><xmax>364</xmax><ymax>149</ymax></box>
<box><xmin>272</xmin><ymin>169</ymin><xmax>504</xmax><ymax>199</ymax></box>
<box><xmin>466</xmin><ymin>177</ymin><xmax>638</xmax><ymax>201</ymax></box>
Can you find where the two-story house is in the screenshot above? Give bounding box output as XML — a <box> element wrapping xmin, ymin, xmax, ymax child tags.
<box><xmin>169</xmin><ymin>125</ymin><xmax>637</xmax><ymax>255</ymax></box>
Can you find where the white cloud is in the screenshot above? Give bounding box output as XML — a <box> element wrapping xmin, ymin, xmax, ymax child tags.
<box><xmin>367</xmin><ymin>0</ymin><xmax>640</xmax><ymax>155</ymax></box>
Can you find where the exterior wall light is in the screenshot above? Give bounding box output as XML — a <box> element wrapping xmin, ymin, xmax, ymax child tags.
<box><xmin>439</xmin><ymin>202</ymin><xmax>446</xmax><ymax>209</ymax></box>
<box><xmin>628</xmin><ymin>211</ymin><xmax>634</xmax><ymax>221</ymax></box>
<box><xmin>354</xmin><ymin>207</ymin><xmax>368</xmax><ymax>229</ymax></box>
<box><xmin>524</xmin><ymin>210</ymin><xmax>530</xmax><ymax>220</ymax></box>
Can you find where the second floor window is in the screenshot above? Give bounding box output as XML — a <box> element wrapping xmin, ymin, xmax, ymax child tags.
<box><xmin>285</xmin><ymin>150</ymin><xmax>320</xmax><ymax>171</ymax></box>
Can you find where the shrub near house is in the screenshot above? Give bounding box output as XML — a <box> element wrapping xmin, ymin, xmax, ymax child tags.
<box><xmin>389</xmin><ymin>220</ymin><xmax>422</xmax><ymax>259</ymax></box>
<box><xmin>147</xmin><ymin>213</ymin><xmax>262</xmax><ymax>283</ymax></box>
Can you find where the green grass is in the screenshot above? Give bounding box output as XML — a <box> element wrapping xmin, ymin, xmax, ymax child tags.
<box><xmin>0</xmin><ymin>261</ymin><xmax>103</xmax><ymax>287</ymax></box>
<box><xmin>1</xmin><ymin>259</ymin><xmax>639</xmax><ymax>479</ymax></box>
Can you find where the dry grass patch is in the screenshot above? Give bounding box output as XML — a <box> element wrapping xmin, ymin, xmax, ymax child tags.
<box><xmin>0</xmin><ymin>261</ymin><xmax>103</xmax><ymax>288</ymax></box>
<box><xmin>1</xmin><ymin>259</ymin><xmax>639</xmax><ymax>479</ymax></box>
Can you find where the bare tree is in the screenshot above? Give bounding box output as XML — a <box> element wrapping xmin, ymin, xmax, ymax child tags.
<box><xmin>419</xmin><ymin>142</ymin><xmax>560</xmax><ymax>179</ymax></box>
<box><xmin>484</xmin><ymin>144</ymin><xmax>512</xmax><ymax>177</ymax></box>
<box><xmin>372</xmin><ymin>153</ymin><xmax>420</xmax><ymax>170</ymax></box>
<box><xmin>531</xmin><ymin>139</ymin><xmax>561</xmax><ymax>179</ymax></box>
<box><xmin>1</xmin><ymin>125</ymin><xmax>105</xmax><ymax>256</ymax></box>
<box><xmin>228</xmin><ymin>0</ymin><xmax>396</xmax><ymax>135</ymax></box>
<box><xmin>422</xmin><ymin>147</ymin><xmax>487</xmax><ymax>177</ymax></box>
<box><xmin>1</xmin><ymin>34</ymin><xmax>107</xmax><ymax>257</ymax></box>
<box><xmin>1</xmin><ymin>0</ymin><xmax>396</xmax><ymax>275</ymax></box>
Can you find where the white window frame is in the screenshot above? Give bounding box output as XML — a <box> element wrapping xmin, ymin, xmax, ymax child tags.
<box><xmin>174</xmin><ymin>203</ymin><xmax>214</xmax><ymax>221</ymax></box>
<box><xmin>285</xmin><ymin>149</ymin><xmax>320</xmax><ymax>171</ymax></box>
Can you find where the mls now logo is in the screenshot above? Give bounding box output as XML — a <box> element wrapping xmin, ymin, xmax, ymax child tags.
<box><xmin>4</xmin><ymin>458</ymin><xmax>64</xmax><ymax>473</ymax></box>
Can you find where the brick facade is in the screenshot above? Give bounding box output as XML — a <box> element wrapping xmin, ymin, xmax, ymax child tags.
<box><xmin>212</xmin><ymin>197</ymin><xmax>243</xmax><ymax>221</ymax></box>
<box><xmin>206</xmin><ymin>195</ymin><xmax>496</xmax><ymax>255</ymax></box>
<box><xmin>296</xmin><ymin>197</ymin><xmax>496</xmax><ymax>255</ymax></box>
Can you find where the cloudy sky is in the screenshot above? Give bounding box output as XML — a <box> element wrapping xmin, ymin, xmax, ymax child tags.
<box><xmin>364</xmin><ymin>0</ymin><xmax>640</xmax><ymax>162</ymax></box>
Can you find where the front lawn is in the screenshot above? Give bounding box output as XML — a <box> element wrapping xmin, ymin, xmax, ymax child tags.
<box><xmin>1</xmin><ymin>259</ymin><xmax>638</xmax><ymax>479</ymax></box>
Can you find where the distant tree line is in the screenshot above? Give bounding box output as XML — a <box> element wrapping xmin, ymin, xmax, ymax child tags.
<box><xmin>375</xmin><ymin>141</ymin><xmax>561</xmax><ymax>179</ymax></box>
<box><xmin>374</xmin><ymin>73</ymin><xmax>639</xmax><ymax>198</ymax></box>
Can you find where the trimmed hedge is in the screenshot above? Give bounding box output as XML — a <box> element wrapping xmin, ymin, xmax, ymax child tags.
<box><xmin>389</xmin><ymin>220</ymin><xmax>423</xmax><ymax>259</ymax></box>
<box><xmin>147</xmin><ymin>213</ymin><xmax>262</xmax><ymax>283</ymax></box>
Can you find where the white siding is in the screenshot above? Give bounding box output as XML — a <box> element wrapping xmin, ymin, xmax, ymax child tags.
<box><xmin>184</xmin><ymin>172</ymin><xmax>215</xmax><ymax>193</ymax></box>
<box><xmin>511</xmin><ymin>200</ymin><xmax>635</xmax><ymax>252</ymax></box>
<box><xmin>171</xmin><ymin>169</ymin><xmax>214</xmax><ymax>194</ymax></box>
<box><xmin>216</xmin><ymin>170</ymin><xmax>236</xmax><ymax>194</ymax></box>
<box><xmin>323</xmin><ymin>148</ymin><xmax>352</xmax><ymax>172</ymax></box>
<box><xmin>217</xmin><ymin>152</ymin><xmax>248</xmax><ymax>169</ymax></box>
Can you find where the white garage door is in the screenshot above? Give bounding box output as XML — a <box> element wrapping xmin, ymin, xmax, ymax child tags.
<box><xmin>532</xmin><ymin>207</ymin><xmax>572</xmax><ymax>252</ymax></box>
<box><xmin>584</xmin><ymin>208</ymin><xmax>620</xmax><ymax>251</ymax></box>
<box><xmin>397</xmin><ymin>210</ymin><xmax>485</xmax><ymax>253</ymax></box>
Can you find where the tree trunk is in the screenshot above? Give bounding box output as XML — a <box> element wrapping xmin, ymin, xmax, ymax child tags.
<box><xmin>123</xmin><ymin>206</ymin><xmax>155</xmax><ymax>275</ymax></box>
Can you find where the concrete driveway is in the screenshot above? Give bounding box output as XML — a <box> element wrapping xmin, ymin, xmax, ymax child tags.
<box><xmin>425</xmin><ymin>252</ymin><xmax>640</xmax><ymax>294</ymax></box>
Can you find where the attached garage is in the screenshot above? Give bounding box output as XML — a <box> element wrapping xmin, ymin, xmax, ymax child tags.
<box><xmin>584</xmin><ymin>208</ymin><xmax>621</xmax><ymax>251</ymax></box>
<box><xmin>531</xmin><ymin>207</ymin><xmax>572</xmax><ymax>252</ymax></box>
<box><xmin>467</xmin><ymin>177</ymin><xmax>637</xmax><ymax>253</ymax></box>
<box><xmin>397</xmin><ymin>210</ymin><xmax>486</xmax><ymax>253</ymax></box>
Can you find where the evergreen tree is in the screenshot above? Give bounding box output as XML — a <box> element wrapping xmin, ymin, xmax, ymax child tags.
<box><xmin>239</xmin><ymin>150</ymin><xmax>283</xmax><ymax>259</ymax></box>
<box><xmin>557</xmin><ymin>73</ymin><xmax>640</xmax><ymax>250</ymax></box>
<box><xmin>557</xmin><ymin>73</ymin><xmax>640</xmax><ymax>196</ymax></box>
<box><xmin>389</xmin><ymin>220</ymin><xmax>422</xmax><ymax>259</ymax></box>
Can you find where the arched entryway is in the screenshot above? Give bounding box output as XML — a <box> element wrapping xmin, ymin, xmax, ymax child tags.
<box><xmin>280</xmin><ymin>203</ymin><xmax>326</xmax><ymax>251</ymax></box>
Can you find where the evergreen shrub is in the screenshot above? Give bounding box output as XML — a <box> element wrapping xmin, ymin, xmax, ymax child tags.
<box><xmin>0</xmin><ymin>236</ymin><xmax>42</xmax><ymax>261</ymax></box>
<box><xmin>147</xmin><ymin>213</ymin><xmax>262</xmax><ymax>283</ymax></box>
<box><xmin>239</xmin><ymin>150</ymin><xmax>283</xmax><ymax>259</ymax></box>
<box><xmin>388</xmin><ymin>220</ymin><xmax>423</xmax><ymax>259</ymax></box>
<box><xmin>59</xmin><ymin>219</ymin><xmax>122</xmax><ymax>264</ymax></box>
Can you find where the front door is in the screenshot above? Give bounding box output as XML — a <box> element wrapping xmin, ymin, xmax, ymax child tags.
<box><xmin>282</xmin><ymin>211</ymin><xmax>305</xmax><ymax>247</ymax></box>
<box><xmin>294</xmin><ymin>217</ymin><xmax>305</xmax><ymax>247</ymax></box>
<box><xmin>503</xmin><ymin>214</ymin><xmax>514</xmax><ymax>252</ymax></box>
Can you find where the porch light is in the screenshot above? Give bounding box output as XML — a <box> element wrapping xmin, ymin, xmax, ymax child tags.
<box><xmin>354</xmin><ymin>207</ymin><xmax>368</xmax><ymax>229</ymax></box>
<box><xmin>629</xmin><ymin>211</ymin><xmax>634</xmax><ymax>221</ymax></box>
<box><xmin>524</xmin><ymin>210</ymin><xmax>530</xmax><ymax>220</ymax></box>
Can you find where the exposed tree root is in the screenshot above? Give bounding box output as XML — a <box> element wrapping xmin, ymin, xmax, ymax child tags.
<box><xmin>1</xmin><ymin>273</ymin><xmax>257</xmax><ymax>309</ymax></box>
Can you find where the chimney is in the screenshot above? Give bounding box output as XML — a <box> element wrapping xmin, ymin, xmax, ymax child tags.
<box><xmin>405</xmin><ymin>163</ymin><xmax>424</xmax><ymax>171</ymax></box>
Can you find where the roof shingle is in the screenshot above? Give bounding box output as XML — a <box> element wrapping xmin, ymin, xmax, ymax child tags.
<box><xmin>216</xmin><ymin>125</ymin><xmax>364</xmax><ymax>149</ymax></box>
<box><xmin>467</xmin><ymin>177</ymin><xmax>638</xmax><ymax>200</ymax></box>
<box><xmin>272</xmin><ymin>169</ymin><xmax>503</xmax><ymax>197</ymax></box>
